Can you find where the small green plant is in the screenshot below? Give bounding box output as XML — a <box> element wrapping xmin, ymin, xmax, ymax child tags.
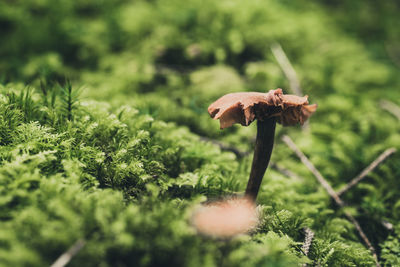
<box><xmin>59</xmin><ymin>81</ymin><xmax>80</xmax><ymax>121</ymax></box>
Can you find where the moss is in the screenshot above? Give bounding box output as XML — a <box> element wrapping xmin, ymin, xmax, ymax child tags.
<box><xmin>1</xmin><ymin>0</ymin><xmax>400</xmax><ymax>265</ymax></box>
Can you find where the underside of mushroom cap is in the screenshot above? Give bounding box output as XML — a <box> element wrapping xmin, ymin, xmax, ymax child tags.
<box><xmin>208</xmin><ymin>89</ymin><xmax>317</xmax><ymax>129</ymax></box>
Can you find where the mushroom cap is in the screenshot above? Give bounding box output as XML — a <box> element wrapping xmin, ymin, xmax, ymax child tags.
<box><xmin>191</xmin><ymin>198</ymin><xmax>258</xmax><ymax>238</ymax></box>
<box><xmin>208</xmin><ymin>88</ymin><xmax>317</xmax><ymax>129</ymax></box>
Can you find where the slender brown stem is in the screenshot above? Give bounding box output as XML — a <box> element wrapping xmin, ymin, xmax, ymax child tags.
<box><xmin>245</xmin><ymin>117</ymin><xmax>276</xmax><ymax>200</ymax></box>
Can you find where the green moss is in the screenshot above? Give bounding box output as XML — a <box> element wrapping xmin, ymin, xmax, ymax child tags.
<box><xmin>1</xmin><ymin>0</ymin><xmax>400</xmax><ymax>265</ymax></box>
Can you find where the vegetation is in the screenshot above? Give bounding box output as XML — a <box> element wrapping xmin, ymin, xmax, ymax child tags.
<box><xmin>0</xmin><ymin>0</ymin><xmax>400</xmax><ymax>266</ymax></box>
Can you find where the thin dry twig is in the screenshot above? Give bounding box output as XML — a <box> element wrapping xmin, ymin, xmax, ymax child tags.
<box><xmin>344</xmin><ymin>213</ymin><xmax>380</xmax><ymax>267</ymax></box>
<box><xmin>50</xmin><ymin>239</ymin><xmax>86</xmax><ymax>267</ymax></box>
<box><xmin>270</xmin><ymin>42</ymin><xmax>310</xmax><ymax>130</ymax></box>
<box><xmin>270</xmin><ymin>162</ymin><xmax>303</xmax><ymax>181</ymax></box>
<box><xmin>381</xmin><ymin>220</ymin><xmax>394</xmax><ymax>231</ymax></box>
<box><xmin>282</xmin><ymin>135</ymin><xmax>343</xmax><ymax>205</ymax></box>
<box><xmin>302</xmin><ymin>227</ymin><xmax>314</xmax><ymax>256</ymax></box>
<box><xmin>384</xmin><ymin>42</ymin><xmax>400</xmax><ymax>68</ymax></box>
<box><xmin>380</xmin><ymin>100</ymin><xmax>400</xmax><ymax>121</ymax></box>
<box><xmin>301</xmin><ymin>227</ymin><xmax>315</xmax><ymax>267</ymax></box>
<box><xmin>282</xmin><ymin>135</ymin><xmax>381</xmax><ymax>267</ymax></box>
<box><xmin>337</xmin><ymin>148</ymin><xmax>396</xmax><ymax>196</ymax></box>
<box><xmin>199</xmin><ymin>136</ymin><xmax>303</xmax><ymax>181</ymax></box>
<box><xmin>270</xmin><ymin>42</ymin><xmax>303</xmax><ymax>96</ymax></box>
<box><xmin>199</xmin><ymin>136</ymin><xmax>250</xmax><ymax>158</ymax></box>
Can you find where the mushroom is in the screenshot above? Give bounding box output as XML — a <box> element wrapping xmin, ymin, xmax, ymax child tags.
<box><xmin>192</xmin><ymin>197</ymin><xmax>258</xmax><ymax>238</ymax></box>
<box><xmin>208</xmin><ymin>88</ymin><xmax>317</xmax><ymax>200</ymax></box>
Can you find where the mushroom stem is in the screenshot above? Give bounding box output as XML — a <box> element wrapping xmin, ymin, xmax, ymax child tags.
<box><xmin>245</xmin><ymin>117</ymin><xmax>276</xmax><ymax>200</ymax></box>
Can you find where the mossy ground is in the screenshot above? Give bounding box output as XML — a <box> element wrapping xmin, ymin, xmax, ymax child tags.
<box><xmin>1</xmin><ymin>0</ymin><xmax>400</xmax><ymax>266</ymax></box>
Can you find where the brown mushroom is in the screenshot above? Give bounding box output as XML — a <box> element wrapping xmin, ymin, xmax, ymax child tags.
<box><xmin>208</xmin><ymin>88</ymin><xmax>317</xmax><ymax>200</ymax></box>
<box><xmin>192</xmin><ymin>197</ymin><xmax>258</xmax><ymax>238</ymax></box>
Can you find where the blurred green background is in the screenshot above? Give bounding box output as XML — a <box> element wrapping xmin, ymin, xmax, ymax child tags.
<box><xmin>1</xmin><ymin>0</ymin><xmax>400</xmax><ymax>266</ymax></box>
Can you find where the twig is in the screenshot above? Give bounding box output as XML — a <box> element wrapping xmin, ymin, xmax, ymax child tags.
<box><xmin>270</xmin><ymin>162</ymin><xmax>303</xmax><ymax>181</ymax></box>
<box><xmin>199</xmin><ymin>136</ymin><xmax>303</xmax><ymax>181</ymax></box>
<box><xmin>270</xmin><ymin>42</ymin><xmax>310</xmax><ymax>130</ymax></box>
<box><xmin>199</xmin><ymin>136</ymin><xmax>250</xmax><ymax>158</ymax></box>
<box><xmin>380</xmin><ymin>100</ymin><xmax>400</xmax><ymax>121</ymax></box>
<box><xmin>282</xmin><ymin>135</ymin><xmax>380</xmax><ymax>267</ymax></box>
<box><xmin>381</xmin><ymin>220</ymin><xmax>394</xmax><ymax>231</ymax></box>
<box><xmin>270</xmin><ymin>43</ymin><xmax>303</xmax><ymax>96</ymax></box>
<box><xmin>384</xmin><ymin>42</ymin><xmax>400</xmax><ymax>68</ymax></box>
<box><xmin>301</xmin><ymin>227</ymin><xmax>315</xmax><ymax>267</ymax></box>
<box><xmin>50</xmin><ymin>239</ymin><xmax>86</xmax><ymax>267</ymax></box>
<box><xmin>337</xmin><ymin>148</ymin><xmax>396</xmax><ymax>196</ymax></box>
<box><xmin>344</xmin><ymin>213</ymin><xmax>380</xmax><ymax>267</ymax></box>
<box><xmin>282</xmin><ymin>135</ymin><xmax>343</xmax><ymax>205</ymax></box>
<box><xmin>302</xmin><ymin>227</ymin><xmax>314</xmax><ymax>256</ymax></box>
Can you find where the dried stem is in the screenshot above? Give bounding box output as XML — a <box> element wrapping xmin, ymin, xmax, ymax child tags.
<box><xmin>344</xmin><ymin>214</ymin><xmax>380</xmax><ymax>267</ymax></box>
<box><xmin>380</xmin><ymin>100</ymin><xmax>400</xmax><ymax>121</ymax></box>
<box><xmin>270</xmin><ymin>162</ymin><xmax>304</xmax><ymax>181</ymax></box>
<box><xmin>200</xmin><ymin>136</ymin><xmax>303</xmax><ymax>181</ymax></box>
<box><xmin>245</xmin><ymin>117</ymin><xmax>276</xmax><ymax>200</ymax></box>
<box><xmin>199</xmin><ymin>136</ymin><xmax>250</xmax><ymax>158</ymax></box>
<box><xmin>270</xmin><ymin>42</ymin><xmax>310</xmax><ymax>130</ymax></box>
<box><xmin>282</xmin><ymin>135</ymin><xmax>380</xmax><ymax>267</ymax></box>
<box><xmin>337</xmin><ymin>148</ymin><xmax>396</xmax><ymax>196</ymax></box>
<box><xmin>381</xmin><ymin>220</ymin><xmax>394</xmax><ymax>231</ymax></box>
<box><xmin>270</xmin><ymin>42</ymin><xmax>303</xmax><ymax>96</ymax></box>
<box><xmin>50</xmin><ymin>239</ymin><xmax>86</xmax><ymax>267</ymax></box>
<box><xmin>282</xmin><ymin>135</ymin><xmax>343</xmax><ymax>205</ymax></box>
<box><xmin>301</xmin><ymin>227</ymin><xmax>315</xmax><ymax>267</ymax></box>
<box><xmin>302</xmin><ymin>227</ymin><xmax>314</xmax><ymax>256</ymax></box>
<box><xmin>384</xmin><ymin>42</ymin><xmax>400</xmax><ymax>68</ymax></box>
